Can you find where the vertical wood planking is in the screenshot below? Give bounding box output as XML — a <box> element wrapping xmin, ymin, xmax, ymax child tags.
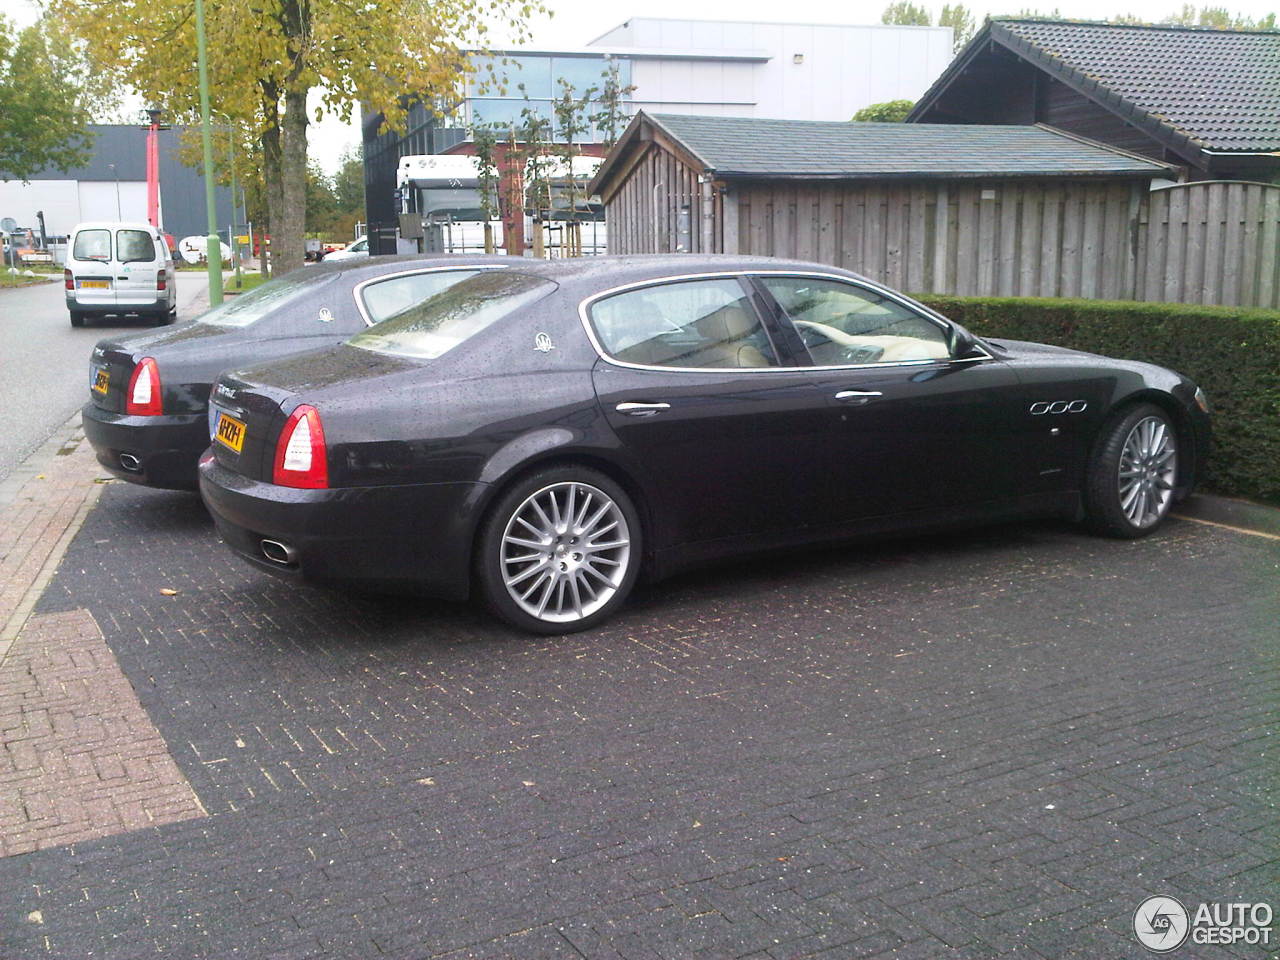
<box><xmin>997</xmin><ymin>184</ymin><xmax>1019</xmax><ymax>294</ymax></box>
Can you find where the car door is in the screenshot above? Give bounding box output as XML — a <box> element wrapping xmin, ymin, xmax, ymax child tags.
<box><xmin>70</xmin><ymin>228</ymin><xmax>116</xmax><ymax>310</ymax></box>
<box><xmin>752</xmin><ymin>274</ymin><xmax>1025</xmax><ymax>522</ymax></box>
<box><xmin>586</xmin><ymin>275</ymin><xmax>825</xmax><ymax>546</ymax></box>
<box><xmin>114</xmin><ymin>227</ymin><xmax>160</xmax><ymax>308</ymax></box>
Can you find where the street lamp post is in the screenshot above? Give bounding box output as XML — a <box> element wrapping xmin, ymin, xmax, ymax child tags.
<box><xmin>194</xmin><ymin>0</ymin><xmax>223</xmax><ymax>306</ymax></box>
<box><xmin>108</xmin><ymin>163</ymin><xmax>122</xmax><ymax>219</ymax></box>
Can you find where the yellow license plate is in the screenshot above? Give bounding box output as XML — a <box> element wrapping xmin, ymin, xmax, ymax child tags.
<box><xmin>214</xmin><ymin>412</ymin><xmax>246</xmax><ymax>453</ymax></box>
<box><xmin>92</xmin><ymin>369</ymin><xmax>109</xmax><ymax>395</ymax></box>
<box><xmin>78</xmin><ymin>279</ymin><xmax>110</xmax><ymax>289</ymax></box>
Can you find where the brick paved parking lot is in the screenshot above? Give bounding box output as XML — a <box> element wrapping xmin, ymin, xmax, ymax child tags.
<box><xmin>1</xmin><ymin>473</ymin><xmax>1277</xmax><ymax>959</ymax></box>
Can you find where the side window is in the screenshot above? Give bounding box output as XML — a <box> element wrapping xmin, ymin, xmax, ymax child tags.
<box><xmin>760</xmin><ymin>276</ymin><xmax>950</xmax><ymax>366</ymax></box>
<box><xmin>359</xmin><ymin>270</ymin><xmax>480</xmax><ymax>325</ymax></box>
<box><xmin>73</xmin><ymin>230</ymin><xmax>111</xmax><ymax>262</ymax></box>
<box><xmin>116</xmin><ymin>229</ymin><xmax>157</xmax><ymax>263</ymax></box>
<box><xmin>589</xmin><ymin>278</ymin><xmax>781</xmax><ymax>369</ymax></box>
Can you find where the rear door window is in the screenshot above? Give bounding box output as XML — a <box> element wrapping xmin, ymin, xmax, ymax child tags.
<box><xmin>359</xmin><ymin>269</ymin><xmax>482</xmax><ymax>325</ymax></box>
<box><xmin>587</xmin><ymin>278</ymin><xmax>783</xmax><ymax>369</ymax></box>
<box><xmin>73</xmin><ymin>230</ymin><xmax>111</xmax><ymax>262</ymax></box>
<box><xmin>116</xmin><ymin>229</ymin><xmax>157</xmax><ymax>263</ymax></box>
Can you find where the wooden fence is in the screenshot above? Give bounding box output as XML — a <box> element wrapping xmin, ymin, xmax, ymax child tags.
<box><xmin>607</xmin><ymin>171</ymin><xmax>1280</xmax><ymax>309</ymax></box>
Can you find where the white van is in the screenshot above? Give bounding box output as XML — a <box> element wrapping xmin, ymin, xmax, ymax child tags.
<box><xmin>65</xmin><ymin>222</ymin><xmax>177</xmax><ymax>328</ymax></box>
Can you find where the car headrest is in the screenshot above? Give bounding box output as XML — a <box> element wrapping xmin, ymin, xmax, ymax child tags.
<box><xmin>695</xmin><ymin>304</ymin><xmax>755</xmax><ymax>342</ymax></box>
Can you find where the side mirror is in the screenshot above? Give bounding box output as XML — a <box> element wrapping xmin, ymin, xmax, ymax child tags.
<box><xmin>948</xmin><ymin>324</ymin><xmax>983</xmax><ymax>360</ymax></box>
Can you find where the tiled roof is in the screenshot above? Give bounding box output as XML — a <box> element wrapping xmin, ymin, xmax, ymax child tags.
<box><xmin>645</xmin><ymin>113</ymin><xmax>1174</xmax><ymax>178</ymax></box>
<box><xmin>991</xmin><ymin>20</ymin><xmax>1280</xmax><ymax>152</ymax></box>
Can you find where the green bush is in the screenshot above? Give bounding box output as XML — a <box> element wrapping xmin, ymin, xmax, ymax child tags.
<box><xmin>916</xmin><ymin>295</ymin><xmax>1280</xmax><ymax>504</ymax></box>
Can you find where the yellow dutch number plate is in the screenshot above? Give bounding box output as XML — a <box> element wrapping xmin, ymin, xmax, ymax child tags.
<box><xmin>214</xmin><ymin>412</ymin><xmax>246</xmax><ymax>453</ymax></box>
<box><xmin>91</xmin><ymin>369</ymin><xmax>109</xmax><ymax>395</ymax></box>
<box><xmin>78</xmin><ymin>279</ymin><xmax>110</xmax><ymax>289</ymax></box>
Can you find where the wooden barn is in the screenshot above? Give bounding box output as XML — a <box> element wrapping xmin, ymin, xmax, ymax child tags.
<box><xmin>589</xmin><ymin>111</ymin><xmax>1186</xmax><ymax>300</ymax></box>
<box><xmin>589</xmin><ymin>111</ymin><xmax>1280</xmax><ymax>309</ymax></box>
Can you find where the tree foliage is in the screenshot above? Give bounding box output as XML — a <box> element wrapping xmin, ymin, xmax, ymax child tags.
<box><xmin>54</xmin><ymin>0</ymin><xmax>543</xmax><ymax>272</ymax></box>
<box><xmin>852</xmin><ymin>99</ymin><xmax>916</xmax><ymax>123</ymax></box>
<box><xmin>939</xmin><ymin>4</ymin><xmax>977</xmax><ymax>49</ymax></box>
<box><xmin>0</xmin><ymin>14</ymin><xmax>103</xmax><ymax>183</ymax></box>
<box><xmin>882</xmin><ymin>2</ymin><xmax>932</xmax><ymax>25</ymax></box>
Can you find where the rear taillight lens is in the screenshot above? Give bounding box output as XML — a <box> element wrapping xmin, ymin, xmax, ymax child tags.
<box><xmin>64</xmin><ymin>269</ymin><xmax>73</xmax><ymax>290</ymax></box>
<box><xmin>272</xmin><ymin>404</ymin><xmax>328</xmax><ymax>489</ymax></box>
<box><xmin>125</xmin><ymin>357</ymin><xmax>163</xmax><ymax>416</ymax></box>
<box><xmin>156</xmin><ymin>269</ymin><xmax>167</xmax><ymax>291</ymax></box>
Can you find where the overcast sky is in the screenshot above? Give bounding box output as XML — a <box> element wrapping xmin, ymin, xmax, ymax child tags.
<box><xmin>10</xmin><ymin>0</ymin><xmax>1280</xmax><ymax>173</ymax></box>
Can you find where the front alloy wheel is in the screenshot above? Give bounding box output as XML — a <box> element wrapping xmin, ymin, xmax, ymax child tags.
<box><xmin>1084</xmin><ymin>403</ymin><xmax>1178</xmax><ymax>538</ymax></box>
<box><xmin>479</xmin><ymin>468</ymin><xmax>641</xmax><ymax>633</ymax></box>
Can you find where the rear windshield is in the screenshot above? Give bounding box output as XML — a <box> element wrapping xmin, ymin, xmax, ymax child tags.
<box><xmin>199</xmin><ymin>271</ymin><xmax>337</xmax><ymax>328</ymax></box>
<box><xmin>73</xmin><ymin>230</ymin><xmax>111</xmax><ymax>262</ymax></box>
<box><xmin>117</xmin><ymin>229</ymin><xmax>156</xmax><ymax>263</ymax></box>
<box><xmin>348</xmin><ymin>271</ymin><xmax>555</xmax><ymax>360</ymax></box>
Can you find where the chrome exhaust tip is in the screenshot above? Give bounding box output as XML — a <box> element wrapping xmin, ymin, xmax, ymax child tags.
<box><xmin>119</xmin><ymin>453</ymin><xmax>142</xmax><ymax>472</ymax></box>
<box><xmin>260</xmin><ymin>539</ymin><xmax>298</xmax><ymax>565</ymax></box>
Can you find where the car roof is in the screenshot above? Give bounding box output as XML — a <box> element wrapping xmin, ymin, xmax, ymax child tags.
<box><xmin>71</xmin><ymin>222</ymin><xmax>162</xmax><ymax>232</ymax></box>
<box><xmin>301</xmin><ymin>253</ymin><xmax>528</xmax><ymax>282</ymax></box>
<box><xmin>487</xmin><ymin>254</ymin><xmax>871</xmax><ymax>289</ymax></box>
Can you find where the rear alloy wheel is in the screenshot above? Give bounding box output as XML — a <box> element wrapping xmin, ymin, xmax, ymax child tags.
<box><xmin>1084</xmin><ymin>403</ymin><xmax>1178</xmax><ymax>538</ymax></box>
<box><xmin>479</xmin><ymin>468</ymin><xmax>640</xmax><ymax>633</ymax></box>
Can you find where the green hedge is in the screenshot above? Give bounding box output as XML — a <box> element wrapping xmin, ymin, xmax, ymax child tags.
<box><xmin>916</xmin><ymin>295</ymin><xmax>1280</xmax><ymax>504</ymax></box>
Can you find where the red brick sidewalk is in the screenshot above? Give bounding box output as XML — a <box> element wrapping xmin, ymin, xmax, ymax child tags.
<box><xmin>0</xmin><ymin>425</ymin><xmax>207</xmax><ymax>857</ymax></box>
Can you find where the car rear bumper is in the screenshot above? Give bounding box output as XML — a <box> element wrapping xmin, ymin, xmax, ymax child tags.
<box><xmin>81</xmin><ymin>402</ymin><xmax>207</xmax><ymax>490</ymax></box>
<box><xmin>198</xmin><ymin>456</ymin><xmax>486</xmax><ymax>600</ymax></box>
<box><xmin>67</xmin><ymin>294</ymin><xmax>172</xmax><ymax>314</ymax></box>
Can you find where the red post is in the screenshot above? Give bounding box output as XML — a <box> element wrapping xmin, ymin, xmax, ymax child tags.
<box><xmin>146</xmin><ymin>122</ymin><xmax>160</xmax><ymax>227</ymax></box>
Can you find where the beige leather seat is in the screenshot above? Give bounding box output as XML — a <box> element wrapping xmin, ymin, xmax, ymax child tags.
<box><xmin>683</xmin><ymin>305</ymin><xmax>772</xmax><ymax>368</ymax></box>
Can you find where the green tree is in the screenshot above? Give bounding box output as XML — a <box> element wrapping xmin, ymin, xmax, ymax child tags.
<box><xmin>552</xmin><ymin>78</ymin><xmax>595</xmax><ymax>255</ymax></box>
<box><xmin>470</xmin><ymin>123</ymin><xmax>501</xmax><ymax>253</ymax></box>
<box><xmin>939</xmin><ymin>4</ymin><xmax>977</xmax><ymax>50</ymax></box>
<box><xmin>55</xmin><ymin>0</ymin><xmax>544</xmax><ymax>274</ymax></box>
<box><xmin>332</xmin><ymin>148</ymin><xmax>365</xmax><ymax>221</ymax></box>
<box><xmin>0</xmin><ymin>14</ymin><xmax>101</xmax><ymax>183</ymax></box>
<box><xmin>852</xmin><ymin>99</ymin><xmax>916</xmax><ymax>122</ymax></box>
<box><xmin>590</xmin><ymin>60</ymin><xmax>636</xmax><ymax>152</ymax></box>
<box><xmin>882</xmin><ymin>1</ymin><xmax>932</xmax><ymax>24</ymax></box>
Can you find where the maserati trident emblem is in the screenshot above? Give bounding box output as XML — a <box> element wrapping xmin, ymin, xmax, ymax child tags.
<box><xmin>533</xmin><ymin>332</ymin><xmax>555</xmax><ymax>353</ymax></box>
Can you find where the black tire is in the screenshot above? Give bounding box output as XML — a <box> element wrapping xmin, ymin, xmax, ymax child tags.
<box><xmin>164</xmin><ymin>306</ymin><xmax>177</xmax><ymax>325</ymax></box>
<box><xmin>1083</xmin><ymin>402</ymin><xmax>1179</xmax><ymax>539</ymax></box>
<box><xmin>476</xmin><ymin>465</ymin><xmax>642</xmax><ymax>634</ymax></box>
<box><xmin>69</xmin><ymin>310</ymin><xmax>86</xmax><ymax>328</ymax></box>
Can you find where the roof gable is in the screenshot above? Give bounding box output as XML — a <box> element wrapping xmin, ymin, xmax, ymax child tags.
<box><xmin>912</xmin><ymin>19</ymin><xmax>1280</xmax><ymax>155</ymax></box>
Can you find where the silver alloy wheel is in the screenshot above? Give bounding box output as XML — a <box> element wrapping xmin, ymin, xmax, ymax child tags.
<box><xmin>1118</xmin><ymin>415</ymin><xmax>1177</xmax><ymax>529</ymax></box>
<box><xmin>500</xmin><ymin>481</ymin><xmax>632</xmax><ymax>624</ymax></box>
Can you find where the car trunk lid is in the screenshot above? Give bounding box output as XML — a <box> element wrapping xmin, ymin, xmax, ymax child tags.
<box><xmin>207</xmin><ymin>372</ymin><xmax>294</xmax><ymax>482</ymax></box>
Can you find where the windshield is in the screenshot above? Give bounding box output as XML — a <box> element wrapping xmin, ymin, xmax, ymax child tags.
<box><xmin>200</xmin><ymin>271</ymin><xmax>337</xmax><ymax>328</ymax></box>
<box><xmin>73</xmin><ymin>229</ymin><xmax>111</xmax><ymax>262</ymax></box>
<box><xmin>348</xmin><ymin>271</ymin><xmax>555</xmax><ymax>360</ymax></box>
<box><xmin>117</xmin><ymin>229</ymin><xmax>156</xmax><ymax>263</ymax></box>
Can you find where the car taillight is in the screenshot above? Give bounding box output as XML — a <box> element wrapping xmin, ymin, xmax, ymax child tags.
<box><xmin>64</xmin><ymin>269</ymin><xmax>73</xmax><ymax>290</ymax></box>
<box><xmin>156</xmin><ymin>269</ymin><xmax>166</xmax><ymax>291</ymax></box>
<box><xmin>272</xmin><ymin>404</ymin><xmax>328</xmax><ymax>489</ymax></box>
<box><xmin>126</xmin><ymin>358</ymin><xmax>163</xmax><ymax>416</ymax></box>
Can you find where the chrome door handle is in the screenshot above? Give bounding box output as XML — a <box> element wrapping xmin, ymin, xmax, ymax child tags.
<box><xmin>834</xmin><ymin>390</ymin><xmax>883</xmax><ymax>405</ymax></box>
<box><xmin>615</xmin><ymin>401</ymin><xmax>671</xmax><ymax>417</ymax></box>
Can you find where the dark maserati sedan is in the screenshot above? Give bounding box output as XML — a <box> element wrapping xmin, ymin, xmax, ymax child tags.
<box><xmin>199</xmin><ymin>255</ymin><xmax>1210</xmax><ymax>633</ymax></box>
<box><xmin>82</xmin><ymin>256</ymin><xmax>514</xmax><ymax>489</ymax></box>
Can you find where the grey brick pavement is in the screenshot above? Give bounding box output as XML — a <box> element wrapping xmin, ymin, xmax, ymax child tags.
<box><xmin>0</xmin><ymin>479</ymin><xmax>1277</xmax><ymax>959</ymax></box>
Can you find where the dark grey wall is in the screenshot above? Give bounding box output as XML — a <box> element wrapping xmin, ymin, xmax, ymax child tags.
<box><xmin>26</xmin><ymin>125</ymin><xmax>234</xmax><ymax>240</ymax></box>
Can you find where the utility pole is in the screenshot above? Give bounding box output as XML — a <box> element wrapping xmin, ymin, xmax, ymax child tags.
<box><xmin>194</xmin><ymin>0</ymin><xmax>223</xmax><ymax>305</ymax></box>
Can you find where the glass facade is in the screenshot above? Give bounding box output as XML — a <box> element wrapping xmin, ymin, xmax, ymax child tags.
<box><xmin>467</xmin><ymin>54</ymin><xmax>632</xmax><ymax>142</ymax></box>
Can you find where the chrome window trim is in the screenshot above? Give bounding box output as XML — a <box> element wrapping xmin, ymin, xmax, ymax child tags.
<box><xmin>352</xmin><ymin>263</ymin><xmax>508</xmax><ymax>327</ymax></box>
<box><xmin>577</xmin><ymin>269</ymin><xmax>993</xmax><ymax>374</ymax></box>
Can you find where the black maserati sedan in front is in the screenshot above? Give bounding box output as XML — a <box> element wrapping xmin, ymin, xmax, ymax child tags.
<box><xmin>82</xmin><ymin>255</ymin><xmax>515</xmax><ymax>489</ymax></box>
<box><xmin>199</xmin><ymin>255</ymin><xmax>1211</xmax><ymax>634</ymax></box>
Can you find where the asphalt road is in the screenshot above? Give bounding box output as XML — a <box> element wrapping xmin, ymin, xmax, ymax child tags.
<box><xmin>0</xmin><ymin>273</ymin><xmax>210</xmax><ymax>482</ymax></box>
